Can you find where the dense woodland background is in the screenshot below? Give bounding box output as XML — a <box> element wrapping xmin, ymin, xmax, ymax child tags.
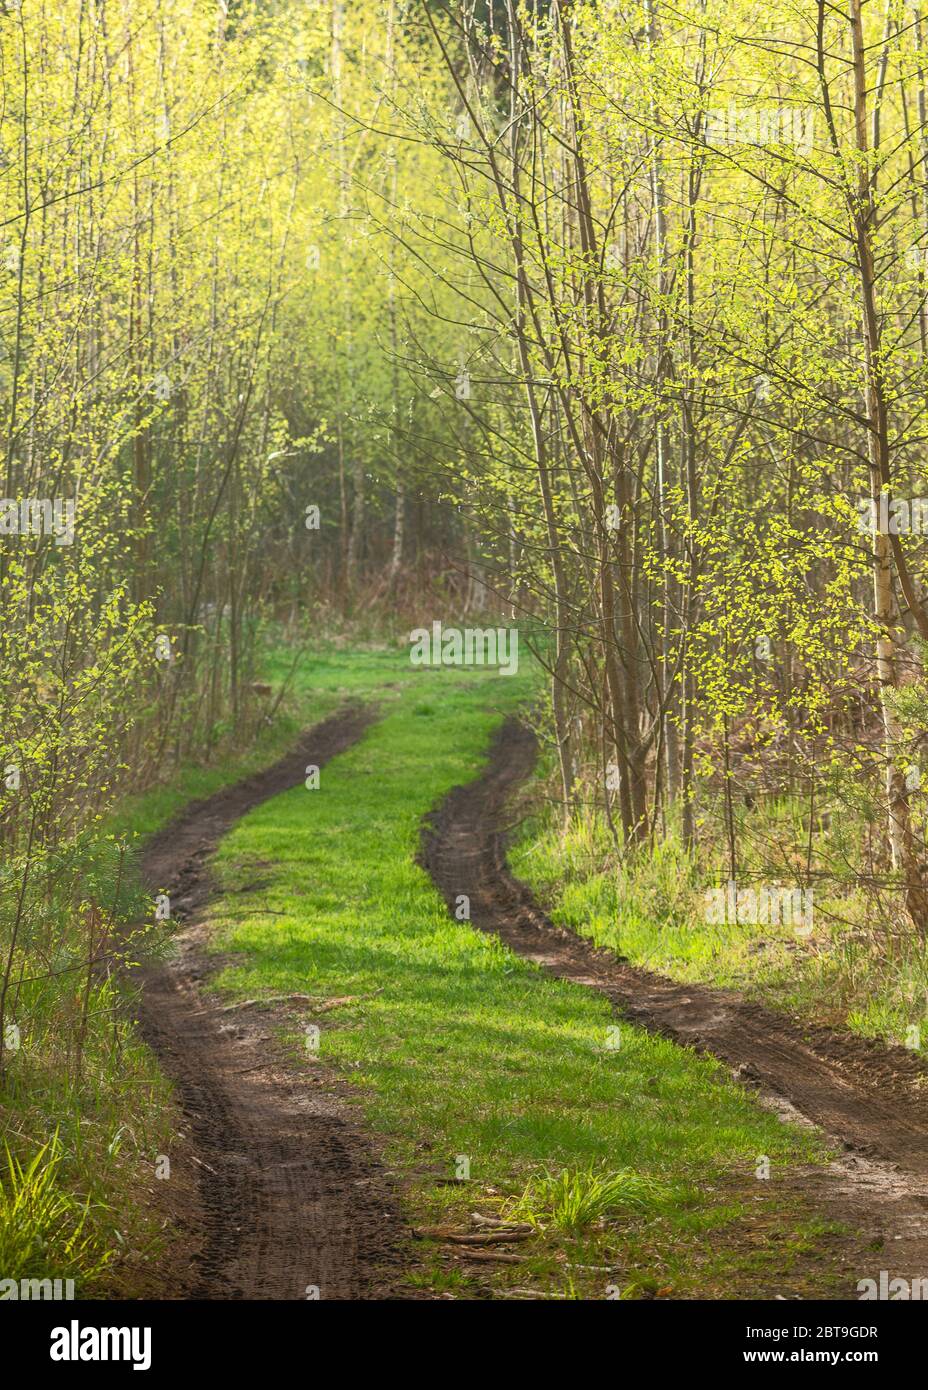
<box><xmin>4</xmin><ymin>0</ymin><xmax>928</xmax><ymax>1272</ymax></box>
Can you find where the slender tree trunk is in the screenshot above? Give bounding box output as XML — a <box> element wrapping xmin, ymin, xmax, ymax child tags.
<box><xmin>848</xmin><ymin>0</ymin><xmax>928</xmax><ymax>930</ymax></box>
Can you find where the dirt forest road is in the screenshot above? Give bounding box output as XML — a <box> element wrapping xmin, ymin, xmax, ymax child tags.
<box><xmin>137</xmin><ymin>704</ymin><xmax>404</xmax><ymax>1300</ymax></box>
<box><xmin>420</xmin><ymin>717</ymin><xmax>928</xmax><ymax>1293</ymax></box>
<box><xmin>135</xmin><ymin>702</ymin><xmax>928</xmax><ymax>1301</ymax></box>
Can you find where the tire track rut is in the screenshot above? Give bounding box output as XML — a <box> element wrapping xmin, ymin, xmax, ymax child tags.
<box><xmin>138</xmin><ymin>704</ymin><xmax>404</xmax><ymax>1300</ymax></box>
<box><xmin>420</xmin><ymin>716</ymin><xmax>928</xmax><ymax>1290</ymax></box>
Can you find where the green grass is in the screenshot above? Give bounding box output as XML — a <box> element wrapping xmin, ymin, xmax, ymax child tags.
<box><xmin>508</xmin><ymin>1165</ymin><xmax>675</xmax><ymax>1234</ymax></box>
<box><xmin>0</xmin><ymin>1134</ymin><xmax>112</xmax><ymax>1285</ymax></box>
<box><xmin>511</xmin><ymin>795</ymin><xmax>928</xmax><ymax>1054</ymax></box>
<box><xmin>0</xmin><ymin>969</ymin><xmax>175</xmax><ymax>1296</ymax></box>
<box><xmin>194</xmin><ymin>646</ymin><xmax>839</xmax><ymax>1299</ymax></box>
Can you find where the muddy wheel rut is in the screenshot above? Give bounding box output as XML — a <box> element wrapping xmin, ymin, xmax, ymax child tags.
<box><xmin>137</xmin><ymin>704</ymin><xmax>405</xmax><ymax>1300</ymax></box>
<box><xmin>420</xmin><ymin>716</ymin><xmax>928</xmax><ymax>1292</ymax></box>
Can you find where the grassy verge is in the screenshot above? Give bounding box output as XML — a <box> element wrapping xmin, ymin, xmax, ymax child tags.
<box><xmin>510</xmin><ymin>796</ymin><xmax>928</xmax><ymax>1054</ymax></box>
<box><xmin>0</xmin><ymin>832</ymin><xmax>176</xmax><ymax>1296</ymax></box>
<box><xmin>199</xmin><ymin>648</ymin><xmax>844</xmax><ymax>1299</ymax></box>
